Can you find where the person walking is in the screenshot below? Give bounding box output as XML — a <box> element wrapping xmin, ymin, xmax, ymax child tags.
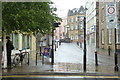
<box><xmin>6</xmin><ymin>37</ymin><xmax>14</xmax><ymax>69</ymax></box>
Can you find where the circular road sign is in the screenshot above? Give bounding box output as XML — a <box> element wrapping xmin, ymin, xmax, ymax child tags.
<box><xmin>107</xmin><ymin>7</ymin><xmax>115</xmax><ymax>14</ymax></box>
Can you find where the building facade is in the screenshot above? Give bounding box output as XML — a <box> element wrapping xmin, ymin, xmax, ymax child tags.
<box><xmin>54</xmin><ymin>18</ymin><xmax>67</xmax><ymax>41</ymax></box>
<box><xmin>10</xmin><ymin>32</ymin><xmax>36</xmax><ymax>51</ymax></box>
<box><xmin>86</xmin><ymin>0</ymin><xmax>99</xmax><ymax>48</ymax></box>
<box><xmin>99</xmin><ymin>1</ymin><xmax>120</xmax><ymax>51</ymax></box>
<box><xmin>67</xmin><ymin>6</ymin><xmax>85</xmax><ymax>42</ymax></box>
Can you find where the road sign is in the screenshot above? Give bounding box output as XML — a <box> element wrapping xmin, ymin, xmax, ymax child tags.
<box><xmin>106</xmin><ymin>2</ymin><xmax>116</xmax><ymax>17</ymax></box>
<box><xmin>106</xmin><ymin>2</ymin><xmax>118</xmax><ymax>29</ymax></box>
<box><xmin>106</xmin><ymin>16</ymin><xmax>117</xmax><ymax>29</ymax></box>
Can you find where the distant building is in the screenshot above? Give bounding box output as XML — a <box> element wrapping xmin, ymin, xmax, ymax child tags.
<box><xmin>54</xmin><ymin>18</ymin><xmax>67</xmax><ymax>41</ymax></box>
<box><xmin>67</xmin><ymin>6</ymin><xmax>85</xmax><ymax>42</ymax></box>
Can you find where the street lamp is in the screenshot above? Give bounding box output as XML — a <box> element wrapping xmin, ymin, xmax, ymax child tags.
<box><xmin>82</xmin><ymin>7</ymin><xmax>88</xmax><ymax>71</ymax></box>
<box><xmin>83</xmin><ymin>17</ymin><xmax>87</xmax><ymax>71</ymax></box>
<box><xmin>51</xmin><ymin>22</ymin><xmax>61</xmax><ymax>65</ymax></box>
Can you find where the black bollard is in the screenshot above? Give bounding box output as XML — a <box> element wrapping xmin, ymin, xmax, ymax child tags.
<box><xmin>42</xmin><ymin>54</ymin><xmax>44</xmax><ymax>64</ymax></box>
<box><xmin>55</xmin><ymin>44</ymin><xmax>56</xmax><ymax>51</ymax></box>
<box><xmin>36</xmin><ymin>53</ymin><xmax>38</xmax><ymax>66</ymax></box>
<box><xmin>57</xmin><ymin>41</ymin><xmax>58</xmax><ymax>48</ymax></box>
<box><xmin>40</xmin><ymin>47</ymin><xmax>42</xmax><ymax>56</ymax></box>
<box><xmin>28</xmin><ymin>52</ymin><xmax>29</xmax><ymax>65</ymax></box>
<box><xmin>114</xmin><ymin>52</ymin><xmax>119</xmax><ymax>71</ymax></box>
<box><xmin>95</xmin><ymin>51</ymin><xmax>98</xmax><ymax>66</ymax></box>
<box><xmin>114</xmin><ymin>29</ymin><xmax>119</xmax><ymax>71</ymax></box>
<box><xmin>77</xmin><ymin>42</ymin><xmax>79</xmax><ymax>46</ymax></box>
<box><xmin>108</xmin><ymin>46</ymin><xmax>111</xmax><ymax>56</ymax></box>
<box><xmin>80</xmin><ymin>42</ymin><xmax>82</xmax><ymax>48</ymax></box>
<box><xmin>59</xmin><ymin>41</ymin><xmax>61</xmax><ymax>45</ymax></box>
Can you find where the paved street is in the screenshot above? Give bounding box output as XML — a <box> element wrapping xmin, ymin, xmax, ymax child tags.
<box><xmin>55</xmin><ymin>43</ymin><xmax>114</xmax><ymax>66</ymax></box>
<box><xmin>2</xmin><ymin>42</ymin><xmax>119</xmax><ymax>78</ymax></box>
<box><xmin>1</xmin><ymin>76</ymin><xmax>120</xmax><ymax>80</ymax></box>
<box><xmin>54</xmin><ymin>43</ymin><xmax>116</xmax><ymax>73</ymax></box>
<box><xmin>1</xmin><ymin>42</ymin><xmax>120</xmax><ymax>80</ymax></box>
<box><xmin>55</xmin><ymin>43</ymin><xmax>83</xmax><ymax>63</ymax></box>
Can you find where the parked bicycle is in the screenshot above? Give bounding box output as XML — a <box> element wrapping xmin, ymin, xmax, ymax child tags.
<box><xmin>13</xmin><ymin>49</ymin><xmax>29</xmax><ymax>66</ymax></box>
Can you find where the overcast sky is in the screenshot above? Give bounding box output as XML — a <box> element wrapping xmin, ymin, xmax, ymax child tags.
<box><xmin>51</xmin><ymin>0</ymin><xmax>86</xmax><ymax>18</ymax></box>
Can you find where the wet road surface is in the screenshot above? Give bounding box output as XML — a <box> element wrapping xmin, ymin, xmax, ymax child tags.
<box><xmin>1</xmin><ymin>75</ymin><xmax>120</xmax><ymax>80</ymax></box>
<box><xmin>2</xmin><ymin>78</ymin><xmax>119</xmax><ymax>80</ymax></box>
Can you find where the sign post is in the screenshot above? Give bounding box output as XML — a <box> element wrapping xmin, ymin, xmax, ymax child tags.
<box><xmin>106</xmin><ymin>2</ymin><xmax>119</xmax><ymax>71</ymax></box>
<box><xmin>106</xmin><ymin>2</ymin><xmax>117</xmax><ymax>29</ymax></box>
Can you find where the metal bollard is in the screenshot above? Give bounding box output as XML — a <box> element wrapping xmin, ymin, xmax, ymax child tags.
<box><xmin>42</xmin><ymin>54</ymin><xmax>44</xmax><ymax>64</ymax></box>
<box><xmin>114</xmin><ymin>52</ymin><xmax>119</xmax><ymax>71</ymax></box>
<box><xmin>40</xmin><ymin>47</ymin><xmax>42</xmax><ymax>56</ymax></box>
<box><xmin>108</xmin><ymin>46</ymin><xmax>111</xmax><ymax>56</ymax></box>
<box><xmin>55</xmin><ymin>44</ymin><xmax>56</xmax><ymax>51</ymax></box>
<box><xmin>80</xmin><ymin>42</ymin><xmax>82</xmax><ymax>48</ymax></box>
<box><xmin>95</xmin><ymin>51</ymin><xmax>98</xmax><ymax>66</ymax></box>
<box><xmin>36</xmin><ymin>53</ymin><xmax>38</xmax><ymax>66</ymax></box>
<box><xmin>57</xmin><ymin>41</ymin><xmax>58</xmax><ymax>48</ymax></box>
<box><xmin>28</xmin><ymin>52</ymin><xmax>29</xmax><ymax>65</ymax></box>
<box><xmin>77</xmin><ymin>42</ymin><xmax>79</xmax><ymax>46</ymax></box>
<box><xmin>59</xmin><ymin>41</ymin><xmax>61</xmax><ymax>45</ymax></box>
<box><xmin>20</xmin><ymin>53</ymin><xmax>23</xmax><ymax>65</ymax></box>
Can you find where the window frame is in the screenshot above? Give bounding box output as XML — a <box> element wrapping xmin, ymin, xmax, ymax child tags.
<box><xmin>116</xmin><ymin>29</ymin><xmax>120</xmax><ymax>44</ymax></box>
<box><xmin>101</xmin><ymin>29</ymin><xmax>105</xmax><ymax>45</ymax></box>
<box><xmin>109</xmin><ymin>29</ymin><xmax>112</xmax><ymax>44</ymax></box>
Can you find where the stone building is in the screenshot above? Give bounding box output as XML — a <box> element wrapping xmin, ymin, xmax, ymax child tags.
<box><xmin>67</xmin><ymin>6</ymin><xmax>85</xmax><ymax>42</ymax></box>
<box><xmin>99</xmin><ymin>2</ymin><xmax>120</xmax><ymax>51</ymax></box>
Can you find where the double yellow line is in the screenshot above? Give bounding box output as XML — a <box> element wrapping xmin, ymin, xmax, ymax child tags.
<box><xmin>0</xmin><ymin>75</ymin><xmax>120</xmax><ymax>78</ymax></box>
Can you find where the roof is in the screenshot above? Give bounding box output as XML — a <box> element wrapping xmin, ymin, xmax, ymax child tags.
<box><xmin>68</xmin><ymin>6</ymin><xmax>85</xmax><ymax>16</ymax></box>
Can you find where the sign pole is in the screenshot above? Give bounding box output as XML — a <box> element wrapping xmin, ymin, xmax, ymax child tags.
<box><xmin>114</xmin><ymin>28</ymin><xmax>119</xmax><ymax>71</ymax></box>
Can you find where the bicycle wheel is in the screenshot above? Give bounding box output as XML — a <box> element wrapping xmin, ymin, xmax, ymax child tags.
<box><xmin>13</xmin><ymin>54</ymin><xmax>21</xmax><ymax>65</ymax></box>
<box><xmin>22</xmin><ymin>52</ymin><xmax>29</xmax><ymax>64</ymax></box>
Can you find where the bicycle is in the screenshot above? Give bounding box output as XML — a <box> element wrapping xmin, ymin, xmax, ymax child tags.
<box><xmin>13</xmin><ymin>49</ymin><xmax>29</xmax><ymax>66</ymax></box>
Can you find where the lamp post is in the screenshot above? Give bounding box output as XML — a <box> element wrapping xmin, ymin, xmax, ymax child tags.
<box><xmin>51</xmin><ymin>22</ymin><xmax>61</xmax><ymax>65</ymax></box>
<box><xmin>114</xmin><ymin>28</ymin><xmax>119</xmax><ymax>71</ymax></box>
<box><xmin>51</xmin><ymin>28</ymin><xmax>54</xmax><ymax>65</ymax></box>
<box><xmin>83</xmin><ymin>17</ymin><xmax>87</xmax><ymax>71</ymax></box>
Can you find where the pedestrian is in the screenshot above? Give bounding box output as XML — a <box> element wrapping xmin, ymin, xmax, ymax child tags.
<box><xmin>6</xmin><ymin>37</ymin><xmax>14</xmax><ymax>69</ymax></box>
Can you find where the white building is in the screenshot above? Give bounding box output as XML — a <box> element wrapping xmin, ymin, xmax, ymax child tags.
<box><xmin>86</xmin><ymin>0</ymin><xmax>99</xmax><ymax>48</ymax></box>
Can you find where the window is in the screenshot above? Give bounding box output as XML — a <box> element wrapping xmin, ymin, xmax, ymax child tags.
<box><xmin>72</xmin><ymin>18</ymin><xmax>74</xmax><ymax>22</ymax></box>
<box><xmin>14</xmin><ymin>33</ymin><xmax>18</xmax><ymax>50</ymax></box>
<box><xmin>76</xmin><ymin>17</ymin><xmax>77</xmax><ymax>22</ymax></box>
<box><xmin>102</xmin><ymin>30</ymin><xmax>105</xmax><ymax>44</ymax></box>
<box><xmin>76</xmin><ymin>25</ymin><xmax>78</xmax><ymax>30</ymax></box>
<box><xmin>75</xmin><ymin>34</ymin><xmax>78</xmax><ymax>40</ymax></box>
<box><xmin>68</xmin><ymin>27</ymin><xmax>70</xmax><ymax>30</ymax></box>
<box><xmin>101</xmin><ymin>8</ymin><xmax>105</xmax><ymax>22</ymax></box>
<box><xmin>77</xmin><ymin>16</ymin><xmax>80</xmax><ymax>21</ymax></box>
<box><xmin>22</xmin><ymin>34</ymin><xmax>26</xmax><ymax>49</ymax></box>
<box><xmin>68</xmin><ymin>19</ymin><xmax>70</xmax><ymax>22</ymax></box>
<box><xmin>10</xmin><ymin>34</ymin><xmax>13</xmax><ymax>41</ymax></box>
<box><xmin>27</xmin><ymin>35</ymin><xmax>30</xmax><ymax>49</ymax></box>
<box><xmin>30</xmin><ymin>35</ymin><xmax>32</xmax><ymax>50</ymax></box>
<box><xmin>117</xmin><ymin>29</ymin><xmax>120</xmax><ymax>43</ymax></box>
<box><xmin>71</xmin><ymin>35</ymin><xmax>74</xmax><ymax>40</ymax></box>
<box><xmin>71</xmin><ymin>26</ymin><xmax>74</xmax><ymax>30</ymax></box>
<box><xmin>109</xmin><ymin>29</ymin><xmax>112</xmax><ymax>44</ymax></box>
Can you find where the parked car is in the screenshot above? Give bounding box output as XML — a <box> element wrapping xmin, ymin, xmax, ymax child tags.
<box><xmin>64</xmin><ymin>38</ymin><xmax>71</xmax><ymax>43</ymax></box>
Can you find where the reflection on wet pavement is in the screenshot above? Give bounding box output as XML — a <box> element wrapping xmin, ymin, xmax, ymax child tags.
<box><xmin>2</xmin><ymin>43</ymin><xmax>118</xmax><ymax>74</ymax></box>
